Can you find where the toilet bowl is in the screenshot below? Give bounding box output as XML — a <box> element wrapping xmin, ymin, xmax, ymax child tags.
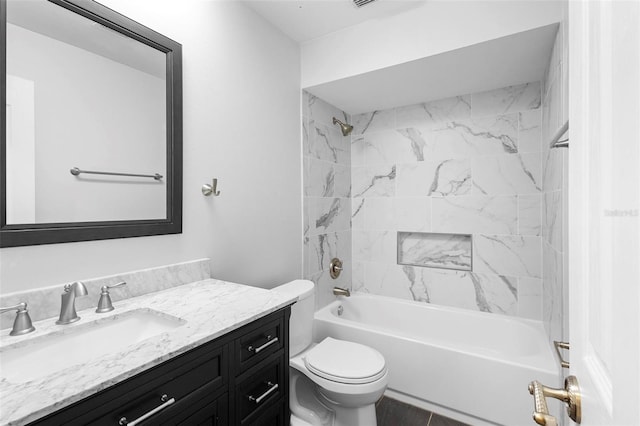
<box><xmin>273</xmin><ymin>280</ymin><xmax>388</xmax><ymax>426</ymax></box>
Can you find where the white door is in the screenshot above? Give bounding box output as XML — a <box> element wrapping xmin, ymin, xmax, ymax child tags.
<box><xmin>568</xmin><ymin>0</ymin><xmax>640</xmax><ymax>425</ymax></box>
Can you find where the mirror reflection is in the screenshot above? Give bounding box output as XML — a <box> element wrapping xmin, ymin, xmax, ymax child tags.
<box><xmin>6</xmin><ymin>0</ymin><xmax>167</xmax><ymax>224</ymax></box>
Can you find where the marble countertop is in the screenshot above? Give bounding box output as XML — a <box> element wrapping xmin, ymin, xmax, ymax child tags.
<box><xmin>0</xmin><ymin>279</ymin><xmax>297</xmax><ymax>426</ymax></box>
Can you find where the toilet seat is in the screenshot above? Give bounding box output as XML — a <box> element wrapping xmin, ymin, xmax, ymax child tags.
<box><xmin>304</xmin><ymin>337</ymin><xmax>386</xmax><ymax>384</ymax></box>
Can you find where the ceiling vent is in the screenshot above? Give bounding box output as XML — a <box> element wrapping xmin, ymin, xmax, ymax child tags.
<box><xmin>353</xmin><ymin>0</ymin><xmax>377</xmax><ymax>8</ymax></box>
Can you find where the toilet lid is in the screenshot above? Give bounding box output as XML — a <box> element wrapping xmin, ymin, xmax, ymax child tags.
<box><xmin>304</xmin><ymin>337</ymin><xmax>386</xmax><ymax>384</ymax></box>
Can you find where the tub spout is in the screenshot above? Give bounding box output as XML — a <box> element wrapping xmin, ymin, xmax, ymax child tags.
<box><xmin>333</xmin><ymin>287</ymin><xmax>350</xmax><ymax>297</ymax></box>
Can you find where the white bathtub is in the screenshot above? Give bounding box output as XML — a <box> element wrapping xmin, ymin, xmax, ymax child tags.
<box><xmin>314</xmin><ymin>293</ymin><xmax>561</xmax><ymax>426</ymax></box>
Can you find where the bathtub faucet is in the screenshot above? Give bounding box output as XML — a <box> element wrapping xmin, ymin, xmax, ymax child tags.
<box><xmin>333</xmin><ymin>287</ymin><xmax>350</xmax><ymax>297</ymax></box>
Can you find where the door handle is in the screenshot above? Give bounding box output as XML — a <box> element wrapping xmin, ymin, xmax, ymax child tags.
<box><xmin>528</xmin><ymin>376</ymin><xmax>581</xmax><ymax>425</ymax></box>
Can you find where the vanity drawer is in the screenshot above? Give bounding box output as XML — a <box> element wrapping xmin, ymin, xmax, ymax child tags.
<box><xmin>234</xmin><ymin>316</ymin><xmax>285</xmax><ymax>373</ymax></box>
<box><xmin>245</xmin><ymin>397</ymin><xmax>287</xmax><ymax>426</ymax></box>
<box><xmin>235</xmin><ymin>354</ymin><xmax>286</xmax><ymax>425</ymax></box>
<box><xmin>30</xmin><ymin>341</ymin><xmax>227</xmax><ymax>425</ymax></box>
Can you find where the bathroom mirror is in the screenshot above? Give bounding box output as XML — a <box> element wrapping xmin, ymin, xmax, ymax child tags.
<box><xmin>0</xmin><ymin>0</ymin><xmax>183</xmax><ymax>247</ymax></box>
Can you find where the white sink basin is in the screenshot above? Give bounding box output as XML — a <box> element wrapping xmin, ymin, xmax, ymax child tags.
<box><xmin>0</xmin><ymin>309</ymin><xmax>185</xmax><ymax>384</ymax></box>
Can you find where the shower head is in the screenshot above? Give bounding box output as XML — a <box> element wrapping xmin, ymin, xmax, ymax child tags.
<box><xmin>332</xmin><ymin>117</ymin><xmax>354</xmax><ymax>136</ymax></box>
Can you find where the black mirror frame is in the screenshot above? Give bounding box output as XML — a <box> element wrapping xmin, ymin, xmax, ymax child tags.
<box><xmin>0</xmin><ymin>0</ymin><xmax>182</xmax><ymax>247</ymax></box>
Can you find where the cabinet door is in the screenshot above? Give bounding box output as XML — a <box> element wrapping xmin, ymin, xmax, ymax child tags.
<box><xmin>176</xmin><ymin>393</ymin><xmax>229</xmax><ymax>426</ymax></box>
<box><xmin>152</xmin><ymin>389</ymin><xmax>228</xmax><ymax>426</ymax></box>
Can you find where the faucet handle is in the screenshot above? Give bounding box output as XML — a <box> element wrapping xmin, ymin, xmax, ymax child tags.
<box><xmin>1</xmin><ymin>302</ymin><xmax>36</xmax><ymax>336</ymax></box>
<box><xmin>96</xmin><ymin>281</ymin><xmax>126</xmax><ymax>313</ymax></box>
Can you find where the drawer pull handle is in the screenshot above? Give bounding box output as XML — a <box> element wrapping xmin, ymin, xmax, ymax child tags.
<box><xmin>248</xmin><ymin>381</ymin><xmax>279</xmax><ymax>404</ymax></box>
<box><xmin>118</xmin><ymin>394</ymin><xmax>176</xmax><ymax>426</ymax></box>
<box><xmin>248</xmin><ymin>336</ymin><xmax>278</xmax><ymax>354</ymax></box>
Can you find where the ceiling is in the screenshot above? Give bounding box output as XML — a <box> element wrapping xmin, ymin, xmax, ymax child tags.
<box><xmin>242</xmin><ymin>0</ymin><xmax>426</xmax><ymax>43</ymax></box>
<box><xmin>306</xmin><ymin>23</ymin><xmax>559</xmax><ymax>114</ymax></box>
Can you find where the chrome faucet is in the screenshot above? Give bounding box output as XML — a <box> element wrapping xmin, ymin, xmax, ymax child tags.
<box><xmin>0</xmin><ymin>302</ymin><xmax>36</xmax><ymax>336</ymax></box>
<box><xmin>333</xmin><ymin>287</ymin><xmax>350</xmax><ymax>297</ymax></box>
<box><xmin>56</xmin><ymin>281</ymin><xmax>89</xmax><ymax>325</ymax></box>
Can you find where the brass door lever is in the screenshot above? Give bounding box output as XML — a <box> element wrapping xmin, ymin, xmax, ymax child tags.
<box><xmin>528</xmin><ymin>376</ymin><xmax>581</xmax><ymax>425</ymax></box>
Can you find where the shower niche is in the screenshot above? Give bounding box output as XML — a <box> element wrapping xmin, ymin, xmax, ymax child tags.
<box><xmin>397</xmin><ymin>232</ymin><xmax>472</xmax><ymax>272</ymax></box>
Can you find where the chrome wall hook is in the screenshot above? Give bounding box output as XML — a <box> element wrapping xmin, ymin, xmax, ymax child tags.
<box><xmin>202</xmin><ymin>178</ymin><xmax>221</xmax><ymax>196</ymax></box>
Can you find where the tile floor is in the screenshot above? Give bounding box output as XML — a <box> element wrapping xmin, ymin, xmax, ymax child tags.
<box><xmin>376</xmin><ymin>397</ymin><xmax>469</xmax><ymax>426</ymax></box>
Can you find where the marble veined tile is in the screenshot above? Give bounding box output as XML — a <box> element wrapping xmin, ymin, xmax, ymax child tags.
<box><xmin>364</xmin><ymin>128</ymin><xmax>427</xmax><ymax>165</ymax></box>
<box><xmin>518</xmin><ymin>109</ymin><xmax>542</xmax><ymax>153</ymax></box>
<box><xmin>308</xmin><ymin>197</ymin><xmax>351</xmax><ymax>236</ymax></box>
<box><xmin>398</xmin><ymin>232</ymin><xmax>472</xmax><ymax>271</ymax></box>
<box><xmin>352</xmin><ymin>164</ymin><xmax>396</xmax><ymax>198</ymax></box>
<box><xmin>471</xmin><ymin>82</ymin><xmax>542</xmax><ymax>117</ymax></box>
<box><xmin>333</xmin><ymin>164</ymin><xmax>351</xmax><ymax>198</ymax></box>
<box><xmin>352</xmin><ymin>109</ymin><xmax>395</xmax><ymax>135</ymax></box>
<box><xmin>395</xmin><ymin>197</ymin><xmax>431</xmax><ymax>232</ymax></box>
<box><xmin>352</xmin><ymin>261</ymin><xmax>366</xmax><ymax>293</ymax></box>
<box><xmin>543</xmin><ymin>147</ymin><xmax>564</xmax><ymax>192</ymax></box>
<box><xmin>364</xmin><ymin>197</ymin><xmax>394</xmax><ymax>230</ymax></box>
<box><xmin>312</xmin><ymin>264</ymin><xmax>352</xmax><ymax>310</ymax></box>
<box><xmin>468</xmin><ymin>272</ymin><xmax>518</xmax><ymax>315</ymax></box>
<box><xmin>360</xmin><ymin>262</ymin><xmax>417</xmax><ymax>301</ymax></box>
<box><xmin>474</xmin><ymin>235</ymin><xmax>542</xmax><ymax>279</ymax></box>
<box><xmin>396</xmin><ymin>159</ymin><xmax>471</xmax><ymax>197</ymax></box>
<box><xmin>425</xmin><ymin>114</ymin><xmax>519</xmax><ymax>160</ymax></box>
<box><xmin>302</xmin><ymin>117</ymin><xmax>309</xmax><ymax>157</ymax></box>
<box><xmin>308</xmin><ymin>231</ymin><xmax>351</xmax><ymax>276</ymax></box>
<box><xmin>304</xmin><ymin>157</ymin><xmax>334</xmax><ymax>197</ymax></box>
<box><xmin>303</xmin><ymin>233</ymin><xmax>311</xmax><ymax>278</ymax></box>
<box><xmin>358</xmin><ymin>197</ymin><xmax>431</xmax><ymax>232</ymax></box>
<box><xmin>305</xmin><ymin>91</ymin><xmax>349</xmax><ymax>128</ymax></box>
<box><xmin>431</xmin><ymin>195</ymin><xmax>517</xmax><ymax>234</ymax></box>
<box><xmin>518</xmin><ymin>194</ymin><xmax>542</xmax><ymax>236</ymax></box>
<box><xmin>543</xmin><ymin>190</ymin><xmax>563</xmax><ymax>251</ymax></box>
<box><xmin>303</xmin><ymin>90</ymin><xmax>310</xmax><ymax>117</ymax></box>
<box><xmin>364</xmin><ymin>265</ymin><xmax>517</xmax><ymax>315</ymax></box>
<box><xmin>303</xmin><ymin>199</ymin><xmax>310</xmax><ymax>239</ymax></box>
<box><xmin>472</xmin><ymin>153</ymin><xmax>542</xmax><ymax>195</ymax></box>
<box><xmin>306</xmin><ymin>120</ymin><xmax>350</xmax><ymax>165</ymax></box>
<box><xmin>518</xmin><ymin>277</ymin><xmax>543</xmax><ymax>320</ymax></box>
<box><xmin>542</xmin><ymin>241</ymin><xmax>564</xmax><ymax>341</ymax></box>
<box><xmin>395</xmin><ymin>95</ymin><xmax>471</xmax><ymax>128</ymax></box>
<box><xmin>351</xmin><ymin>198</ymin><xmax>366</xmax><ymax>230</ymax></box>
<box><xmin>351</xmin><ymin>135</ymin><xmax>366</xmax><ymax>166</ymax></box>
<box><xmin>352</xmin><ymin>229</ymin><xmax>396</xmax><ymax>264</ymax></box>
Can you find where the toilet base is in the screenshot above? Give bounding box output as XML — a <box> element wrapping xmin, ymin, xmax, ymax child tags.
<box><xmin>321</xmin><ymin>397</ymin><xmax>377</xmax><ymax>426</ymax></box>
<box><xmin>289</xmin><ymin>366</ymin><xmax>384</xmax><ymax>426</ymax></box>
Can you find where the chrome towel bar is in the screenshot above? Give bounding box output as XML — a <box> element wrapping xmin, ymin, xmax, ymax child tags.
<box><xmin>70</xmin><ymin>167</ymin><xmax>163</xmax><ymax>181</ymax></box>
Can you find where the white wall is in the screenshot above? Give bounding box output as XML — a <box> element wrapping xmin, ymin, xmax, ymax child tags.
<box><xmin>0</xmin><ymin>0</ymin><xmax>302</xmax><ymax>293</ymax></box>
<box><xmin>301</xmin><ymin>0</ymin><xmax>562</xmax><ymax>88</ymax></box>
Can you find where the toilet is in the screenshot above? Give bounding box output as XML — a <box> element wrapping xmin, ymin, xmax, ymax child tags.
<box><xmin>273</xmin><ymin>280</ymin><xmax>388</xmax><ymax>426</ymax></box>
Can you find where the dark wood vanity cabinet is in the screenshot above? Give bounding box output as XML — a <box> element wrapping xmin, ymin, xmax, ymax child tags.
<box><xmin>28</xmin><ymin>307</ymin><xmax>291</xmax><ymax>426</ymax></box>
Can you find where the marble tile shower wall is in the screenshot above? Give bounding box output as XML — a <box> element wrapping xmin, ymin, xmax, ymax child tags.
<box><xmin>350</xmin><ymin>83</ymin><xmax>545</xmax><ymax>319</ymax></box>
<box><xmin>302</xmin><ymin>92</ymin><xmax>352</xmax><ymax>309</ymax></box>
<box><xmin>541</xmin><ymin>23</ymin><xmax>568</xmax><ymax>343</ymax></box>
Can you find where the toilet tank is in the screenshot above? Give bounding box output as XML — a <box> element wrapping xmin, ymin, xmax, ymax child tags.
<box><xmin>272</xmin><ymin>280</ymin><xmax>315</xmax><ymax>357</ymax></box>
